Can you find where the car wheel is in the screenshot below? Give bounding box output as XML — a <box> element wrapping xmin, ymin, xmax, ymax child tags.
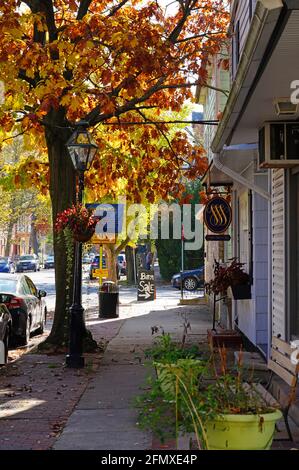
<box><xmin>183</xmin><ymin>276</ymin><xmax>198</xmax><ymax>291</ymax></box>
<box><xmin>19</xmin><ymin>317</ymin><xmax>31</xmax><ymax>346</ymax></box>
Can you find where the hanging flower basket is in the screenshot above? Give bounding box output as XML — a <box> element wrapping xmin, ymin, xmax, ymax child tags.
<box><xmin>73</xmin><ymin>227</ymin><xmax>96</xmax><ymax>242</ymax></box>
<box><xmin>55</xmin><ymin>203</ymin><xmax>98</xmax><ymax>242</ymax></box>
<box><xmin>206</xmin><ymin>258</ymin><xmax>251</xmax><ymax>299</ymax></box>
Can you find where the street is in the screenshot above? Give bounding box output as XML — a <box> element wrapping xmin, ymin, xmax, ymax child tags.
<box><xmin>7</xmin><ymin>266</ymin><xmax>196</xmax><ymax>362</ymax></box>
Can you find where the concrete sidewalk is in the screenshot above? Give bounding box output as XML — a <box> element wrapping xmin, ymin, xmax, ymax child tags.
<box><xmin>53</xmin><ymin>290</ymin><xmax>211</xmax><ymax>450</ymax></box>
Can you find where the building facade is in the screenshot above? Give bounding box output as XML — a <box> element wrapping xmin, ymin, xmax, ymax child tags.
<box><xmin>201</xmin><ymin>0</ymin><xmax>299</xmax><ymax>355</ymax></box>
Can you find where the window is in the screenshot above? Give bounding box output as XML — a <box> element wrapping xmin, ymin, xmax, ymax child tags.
<box><xmin>0</xmin><ymin>279</ymin><xmax>17</xmax><ymax>294</ymax></box>
<box><xmin>238</xmin><ymin>191</ymin><xmax>252</xmax><ymax>278</ymax></box>
<box><xmin>20</xmin><ymin>278</ymin><xmax>31</xmax><ymax>296</ymax></box>
<box><xmin>249</xmin><ymin>0</ymin><xmax>253</xmax><ymax>19</ymax></box>
<box><xmin>25</xmin><ymin>277</ymin><xmax>38</xmax><ymax>297</ymax></box>
<box><xmin>235</xmin><ymin>21</ymin><xmax>240</xmax><ymax>65</ymax></box>
<box><xmin>232</xmin><ymin>21</ymin><xmax>240</xmax><ymax>78</ymax></box>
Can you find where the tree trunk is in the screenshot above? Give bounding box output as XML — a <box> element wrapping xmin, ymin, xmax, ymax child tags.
<box><xmin>30</xmin><ymin>215</ymin><xmax>39</xmax><ymax>255</ymax></box>
<box><xmin>5</xmin><ymin>219</ymin><xmax>14</xmax><ymax>257</ymax></box>
<box><xmin>43</xmin><ymin>109</ymin><xmax>77</xmax><ymax>348</ymax></box>
<box><xmin>104</xmin><ymin>244</ymin><xmax>118</xmax><ymax>283</ymax></box>
<box><xmin>125</xmin><ymin>245</ymin><xmax>135</xmax><ymax>284</ymax></box>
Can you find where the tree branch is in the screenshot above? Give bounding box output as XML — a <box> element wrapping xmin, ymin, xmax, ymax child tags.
<box><xmin>77</xmin><ymin>0</ymin><xmax>93</xmax><ymax>20</ymax></box>
<box><xmin>175</xmin><ymin>31</ymin><xmax>227</xmax><ymax>44</ymax></box>
<box><xmin>107</xmin><ymin>0</ymin><xmax>131</xmax><ymax>17</ymax></box>
<box><xmin>115</xmin><ymin>235</ymin><xmax>131</xmax><ymax>255</ymax></box>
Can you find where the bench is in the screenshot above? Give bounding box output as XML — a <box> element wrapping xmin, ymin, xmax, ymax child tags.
<box><xmin>244</xmin><ymin>336</ymin><xmax>299</xmax><ymax>441</ymax></box>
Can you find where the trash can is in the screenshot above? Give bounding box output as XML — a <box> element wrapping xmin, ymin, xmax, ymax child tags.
<box><xmin>99</xmin><ymin>281</ymin><xmax>119</xmax><ymax>318</ymax></box>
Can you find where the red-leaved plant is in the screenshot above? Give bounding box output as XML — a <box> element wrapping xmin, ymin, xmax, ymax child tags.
<box><xmin>55</xmin><ymin>203</ymin><xmax>98</xmax><ymax>241</ymax></box>
<box><xmin>206</xmin><ymin>258</ymin><xmax>251</xmax><ymax>295</ymax></box>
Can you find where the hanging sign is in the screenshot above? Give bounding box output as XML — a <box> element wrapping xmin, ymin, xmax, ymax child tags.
<box><xmin>205</xmin><ymin>235</ymin><xmax>231</xmax><ymax>241</ymax></box>
<box><xmin>137</xmin><ymin>270</ymin><xmax>155</xmax><ymax>301</ymax></box>
<box><xmin>203</xmin><ymin>197</ymin><xmax>232</xmax><ymax>234</ymax></box>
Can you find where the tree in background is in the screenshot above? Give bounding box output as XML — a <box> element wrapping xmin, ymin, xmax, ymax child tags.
<box><xmin>156</xmin><ymin>179</ymin><xmax>204</xmax><ymax>280</ymax></box>
<box><xmin>0</xmin><ymin>138</ymin><xmax>51</xmax><ymax>256</ymax></box>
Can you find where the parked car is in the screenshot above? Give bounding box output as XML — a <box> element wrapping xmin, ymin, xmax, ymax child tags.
<box><xmin>0</xmin><ymin>303</ymin><xmax>12</xmax><ymax>365</ymax></box>
<box><xmin>171</xmin><ymin>267</ymin><xmax>204</xmax><ymax>291</ymax></box>
<box><xmin>44</xmin><ymin>255</ymin><xmax>54</xmax><ymax>269</ymax></box>
<box><xmin>117</xmin><ymin>253</ymin><xmax>126</xmax><ymax>275</ymax></box>
<box><xmin>0</xmin><ymin>274</ymin><xmax>47</xmax><ymax>345</ymax></box>
<box><xmin>0</xmin><ymin>257</ymin><xmax>15</xmax><ymax>274</ymax></box>
<box><xmin>15</xmin><ymin>254</ymin><xmax>40</xmax><ymax>273</ymax></box>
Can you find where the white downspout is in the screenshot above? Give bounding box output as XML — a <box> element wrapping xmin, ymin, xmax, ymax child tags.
<box><xmin>213</xmin><ymin>153</ymin><xmax>271</xmax><ymax>201</ymax></box>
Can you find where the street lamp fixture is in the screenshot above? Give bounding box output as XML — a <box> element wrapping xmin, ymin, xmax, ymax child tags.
<box><xmin>65</xmin><ymin>121</ymin><xmax>98</xmax><ymax>368</ymax></box>
<box><xmin>66</xmin><ymin>121</ymin><xmax>98</xmax><ymax>172</ymax></box>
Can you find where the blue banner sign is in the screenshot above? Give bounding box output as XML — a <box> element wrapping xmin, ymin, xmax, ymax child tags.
<box><xmin>203</xmin><ymin>197</ymin><xmax>232</xmax><ymax>234</ymax></box>
<box><xmin>86</xmin><ymin>203</ymin><xmax>124</xmax><ymax>235</ymax></box>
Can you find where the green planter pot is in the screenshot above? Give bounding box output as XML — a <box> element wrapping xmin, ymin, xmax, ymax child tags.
<box><xmin>204</xmin><ymin>409</ymin><xmax>282</xmax><ymax>450</ymax></box>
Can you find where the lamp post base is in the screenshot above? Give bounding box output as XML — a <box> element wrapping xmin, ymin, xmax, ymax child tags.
<box><xmin>65</xmin><ymin>354</ymin><xmax>85</xmax><ymax>368</ymax></box>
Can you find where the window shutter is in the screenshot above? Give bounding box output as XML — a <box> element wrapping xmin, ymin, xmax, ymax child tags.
<box><xmin>271</xmin><ymin>169</ymin><xmax>286</xmax><ymax>339</ymax></box>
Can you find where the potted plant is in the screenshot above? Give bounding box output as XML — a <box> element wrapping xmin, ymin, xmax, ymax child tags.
<box><xmin>55</xmin><ymin>204</ymin><xmax>99</xmax><ymax>304</ymax></box>
<box><xmin>136</xmin><ymin>346</ymin><xmax>282</xmax><ymax>450</ymax></box>
<box><xmin>144</xmin><ymin>333</ymin><xmax>201</xmax><ymax>397</ymax></box>
<box><xmin>160</xmin><ymin>349</ymin><xmax>282</xmax><ymax>450</ymax></box>
<box><xmin>55</xmin><ymin>203</ymin><xmax>98</xmax><ymax>242</ymax></box>
<box><xmin>206</xmin><ymin>258</ymin><xmax>251</xmax><ymax>300</ymax></box>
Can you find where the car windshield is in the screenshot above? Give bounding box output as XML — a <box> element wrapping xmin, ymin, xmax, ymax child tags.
<box><xmin>0</xmin><ymin>257</ymin><xmax>7</xmax><ymax>264</ymax></box>
<box><xmin>0</xmin><ymin>279</ymin><xmax>17</xmax><ymax>293</ymax></box>
<box><xmin>20</xmin><ymin>255</ymin><xmax>35</xmax><ymax>261</ymax></box>
<box><xmin>47</xmin><ymin>256</ymin><xmax>54</xmax><ymax>260</ymax></box>
<box><xmin>118</xmin><ymin>255</ymin><xmax>124</xmax><ymax>262</ymax></box>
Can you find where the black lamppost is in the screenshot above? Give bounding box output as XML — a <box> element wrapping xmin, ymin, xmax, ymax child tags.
<box><xmin>65</xmin><ymin>121</ymin><xmax>98</xmax><ymax>368</ymax></box>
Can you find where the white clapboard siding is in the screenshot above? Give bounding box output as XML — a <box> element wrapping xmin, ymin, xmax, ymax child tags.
<box><xmin>271</xmin><ymin>169</ymin><xmax>285</xmax><ymax>339</ymax></box>
<box><xmin>231</xmin><ymin>0</ymin><xmax>255</xmax><ymax>78</ymax></box>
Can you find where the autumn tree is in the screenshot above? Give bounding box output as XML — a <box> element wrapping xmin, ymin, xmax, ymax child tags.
<box><xmin>0</xmin><ymin>0</ymin><xmax>229</xmax><ymax>347</ymax></box>
<box><xmin>0</xmin><ymin>137</ymin><xmax>51</xmax><ymax>256</ymax></box>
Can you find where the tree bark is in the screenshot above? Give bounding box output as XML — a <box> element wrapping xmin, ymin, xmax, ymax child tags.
<box><xmin>104</xmin><ymin>244</ymin><xmax>118</xmax><ymax>283</ymax></box>
<box><xmin>125</xmin><ymin>245</ymin><xmax>135</xmax><ymax>284</ymax></box>
<box><xmin>30</xmin><ymin>214</ymin><xmax>39</xmax><ymax>255</ymax></box>
<box><xmin>5</xmin><ymin>219</ymin><xmax>14</xmax><ymax>257</ymax></box>
<box><xmin>43</xmin><ymin>109</ymin><xmax>77</xmax><ymax>348</ymax></box>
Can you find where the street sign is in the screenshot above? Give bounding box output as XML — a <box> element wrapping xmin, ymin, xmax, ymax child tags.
<box><xmin>203</xmin><ymin>197</ymin><xmax>232</xmax><ymax>234</ymax></box>
<box><xmin>205</xmin><ymin>235</ymin><xmax>231</xmax><ymax>241</ymax></box>
<box><xmin>90</xmin><ymin>234</ymin><xmax>116</xmax><ymax>244</ymax></box>
<box><xmin>94</xmin><ymin>268</ymin><xmax>109</xmax><ymax>278</ymax></box>
<box><xmin>137</xmin><ymin>270</ymin><xmax>155</xmax><ymax>301</ymax></box>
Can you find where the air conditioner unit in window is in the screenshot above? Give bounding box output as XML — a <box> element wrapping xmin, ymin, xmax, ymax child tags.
<box><xmin>258</xmin><ymin>121</ymin><xmax>299</xmax><ymax>168</ymax></box>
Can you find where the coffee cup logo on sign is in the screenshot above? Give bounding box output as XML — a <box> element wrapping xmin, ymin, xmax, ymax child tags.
<box><xmin>203</xmin><ymin>196</ymin><xmax>232</xmax><ymax>234</ymax></box>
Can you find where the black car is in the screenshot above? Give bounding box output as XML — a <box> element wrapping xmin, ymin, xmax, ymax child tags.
<box><xmin>0</xmin><ymin>303</ymin><xmax>12</xmax><ymax>364</ymax></box>
<box><xmin>171</xmin><ymin>267</ymin><xmax>205</xmax><ymax>291</ymax></box>
<box><xmin>0</xmin><ymin>274</ymin><xmax>47</xmax><ymax>346</ymax></box>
